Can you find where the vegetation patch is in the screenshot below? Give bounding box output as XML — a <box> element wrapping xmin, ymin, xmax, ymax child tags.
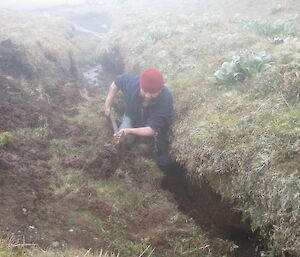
<box><xmin>0</xmin><ymin>132</ymin><xmax>19</xmax><ymax>150</ymax></box>
<box><xmin>233</xmin><ymin>18</ymin><xmax>296</xmax><ymax>43</ymax></box>
<box><xmin>99</xmin><ymin>2</ymin><xmax>299</xmax><ymax>253</ymax></box>
<box><xmin>212</xmin><ymin>50</ymin><xmax>272</xmax><ymax>87</ymax></box>
<box><xmin>1</xmin><ymin>0</ymin><xmax>300</xmax><ymax>256</ymax></box>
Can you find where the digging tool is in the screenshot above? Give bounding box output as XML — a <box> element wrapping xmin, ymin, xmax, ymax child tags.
<box><xmin>109</xmin><ymin>108</ymin><xmax>125</xmax><ymax>145</ymax></box>
<box><xmin>109</xmin><ymin>108</ymin><xmax>119</xmax><ymax>134</ymax></box>
<box><xmin>85</xmin><ymin>108</ymin><xmax>125</xmax><ymax>178</ymax></box>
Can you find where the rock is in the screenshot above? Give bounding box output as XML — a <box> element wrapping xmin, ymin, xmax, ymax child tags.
<box><xmin>52</xmin><ymin>241</ymin><xmax>60</xmax><ymax>248</ymax></box>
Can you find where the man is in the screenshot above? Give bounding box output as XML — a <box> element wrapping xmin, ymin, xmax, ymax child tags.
<box><xmin>103</xmin><ymin>68</ymin><xmax>174</xmax><ymax>172</ymax></box>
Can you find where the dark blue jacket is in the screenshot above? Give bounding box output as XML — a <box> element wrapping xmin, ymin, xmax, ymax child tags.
<box><xmin>115</xmin><ymin>74</ymin><xmax>173</xmax><ymax>133</ymax></box>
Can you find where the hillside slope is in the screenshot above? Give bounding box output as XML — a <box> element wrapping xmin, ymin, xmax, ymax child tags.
<box><xmin>0</xmin><ymin>7</ymin><xmax>246</xmax><ymax>257</ymax></box>
<box><xmin>98</xmin><ymin>0</ymin><xmax>300</xmax><ymax>255</ymax></box>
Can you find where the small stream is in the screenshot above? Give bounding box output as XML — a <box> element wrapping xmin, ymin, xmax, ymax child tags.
<box><xmin>82</xmin><ymin>64</ymin><xmax>103</xmax><ymax>87</ymax></box>
<box><xmin>74</xmin><ymin>24</ymin><xmax>105</xmax><ymax>39</ymax></box>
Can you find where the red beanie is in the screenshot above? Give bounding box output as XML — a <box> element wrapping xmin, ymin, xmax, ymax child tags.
<box><xmin>140</xmin><ymin>68</ymin><xmax>164</xmax><ymax>93</ymax></box>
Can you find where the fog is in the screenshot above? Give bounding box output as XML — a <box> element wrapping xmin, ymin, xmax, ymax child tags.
<box><xmin>0</xmin><ymin>0</ymin><xmax>87</xmax><ymax>9</ymax></box>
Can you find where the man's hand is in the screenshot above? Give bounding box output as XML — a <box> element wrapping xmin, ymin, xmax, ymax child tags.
<box><xmin>115</xmin><ymin>127</ymin><xmax>155</xmax><ymax>138</ymax></box>
<box><xmin>113</xmin><ymin>128</ymin><xmax>128</xmax><ymax>144</ymax></box>
<box><xmin>114</xmin><ymin>128</ymin><xmax>129</xmax><ymax>137</ymax></box>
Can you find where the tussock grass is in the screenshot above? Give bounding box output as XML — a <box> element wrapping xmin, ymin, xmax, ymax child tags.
<box><xmin>172</xmin><ymin>62</ymin><xmax>299</xmax><ymax>254</ymax></box>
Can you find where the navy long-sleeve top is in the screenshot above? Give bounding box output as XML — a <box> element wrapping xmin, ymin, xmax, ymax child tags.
<box><xmin>114</xmin><ymin>74</ymin><xmax>173</xmax><ymax>133</ymax></box>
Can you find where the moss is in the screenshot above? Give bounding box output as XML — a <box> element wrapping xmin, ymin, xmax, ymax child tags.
<box><xmin>50</xmin><ymin>139</ymin><xmax>86</xmax><ymax>156</ymax></box>
<box><xmin>16</xmin><ymin>124</ymin><xmax>49</xmax><ymax>140</ymax></box>
<box><xmin>0</xmin><ymin>132</ymin><xmax>19</xmax><ymax>150</ymax></box>
<box><xmin>68</xmin><ymin>210</ymin><xmax>107</xmax><ymax>235</ymax></box>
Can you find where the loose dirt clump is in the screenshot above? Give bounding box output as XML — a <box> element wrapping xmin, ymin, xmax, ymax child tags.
<box><xmin>84</xmin><ymin>144</ymin><xmax>120</xmax><ymax>178</ymax></box>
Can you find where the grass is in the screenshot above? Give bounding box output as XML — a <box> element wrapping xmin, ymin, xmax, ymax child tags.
<box><xmin>96</xmin><ymin>0</ymin><xmax>300</xmax><ymax>255</ymax></box>
<box><xmin>234</xmin><ymin>18</ymin><xmax>296</xmax><ymax>42</ymax></box>
<box><xmin>0</xmin><ymin>132</ymin><xmax>19</xmax><ymax>150</ymax></box>
<box><xmin>2</xmin><ymin>0</ymin><xmax>299</xmax><ymax>256</ymax></box>
<box><xmin>0</xmin><ymin>237</ymin><xmax>26</xmax><ymax>257</ymax></box>
<box><xmin>172</xmin><ymin>63</ymin><xmax>299</xmax><ymax>254</ymax></box>
<box><xmin>0</xmin><ymin>236</ymin><xmax>119</xmax><ymax>257</ymax></box>
<box><xmin>16</xmin><ymin>124</ymin><xmax>49</xmax><ymax>140</ymax></box>
<box><xmin>47</xmin><ymin>138</ymin><xmax>229</xmax><ymax>257</ymax></box>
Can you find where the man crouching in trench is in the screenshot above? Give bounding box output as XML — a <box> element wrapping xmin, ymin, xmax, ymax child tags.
<box><xmin>103</xmin><ymin>68</ymin><xmax>175</xmax><ymax>173</ymax></box>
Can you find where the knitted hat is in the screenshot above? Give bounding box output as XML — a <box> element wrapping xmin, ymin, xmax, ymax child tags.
<box><xmin>140</xmin><ymin>68</ymin><xmax>164</xmax><ymax>93</ymax></box>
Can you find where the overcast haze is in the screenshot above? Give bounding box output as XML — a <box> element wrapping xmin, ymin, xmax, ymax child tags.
<box><xmin>0</xmin><ymin>0</ymin><xmax>86</xmax><ymax>9</ymax></box>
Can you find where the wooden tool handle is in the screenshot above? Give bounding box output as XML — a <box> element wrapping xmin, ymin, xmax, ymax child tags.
<box><xmin>109</xmin><ymin>108</ymin><xmax>118</xmax><ymax>134</ymax></box>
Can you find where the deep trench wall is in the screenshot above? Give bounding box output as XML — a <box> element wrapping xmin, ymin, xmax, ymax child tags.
<box><xmin>0</xmin><ymin>9</ymin><xmax>100</xmax><ymax>90</ymax></box>
<box><xmin>0</xmin><ymin>9</ymin><xmax>101</xmax><ymax>132</ymax></box>
<box><xmin>98</xmin><ymin>0</ymin><xmax>300</xmax><ymax>255</ymax></box>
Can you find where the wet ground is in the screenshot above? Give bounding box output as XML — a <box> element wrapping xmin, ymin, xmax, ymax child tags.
<box><xmin>0</xmin><ymin>58</ymin><xmax>260</xmax><ymax>256</ymax></box>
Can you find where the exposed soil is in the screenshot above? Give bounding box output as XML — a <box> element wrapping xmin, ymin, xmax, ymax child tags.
<box><xmin>0</xmin><ymin>40</ymin><xmax>259</xmax><ymax>256</ymax></box>
<box><xmin>0</xmin><ymin>135</ymin><xmax>259</xmax><ymax>256</ymax></box>
<box><xmin>85</xmin><ymin>144</ymin><xmax>119</xmax><ymax>178</ymax></box>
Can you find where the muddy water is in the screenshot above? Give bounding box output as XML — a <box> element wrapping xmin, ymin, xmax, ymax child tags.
<box><xmin>82</xmin><ymin>64</ymin><xmax>103</xmax><ymax>87</ymax></box>
<box><xmin>74</xmin><ymin>24</ymin><xmax>104</xmax><ymax>39</ymax></box>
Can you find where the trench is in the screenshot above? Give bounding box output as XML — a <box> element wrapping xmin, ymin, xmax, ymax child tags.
<box><xmin>82</xmin><ymin>48</ymin><xmax>262</xmax><ymax>255</ymax></box>
<box><xmin>84</xmin><ymin>62</ymin><xmax>261</xmax><ymax>256</ymax></box>
<box><xmin>0</xmin><ymin>6</ymin><xmax>269</xmax><ymax>256</ymax></box>
<box><xmin>161</xmin><ymin>167</ymin><xmax>259</xmax><ymax>257</ymax></box>
<box><xmin>76</xmin><ymin>17</ymin><xmax>261</xmax><ymax>256</ymax></box>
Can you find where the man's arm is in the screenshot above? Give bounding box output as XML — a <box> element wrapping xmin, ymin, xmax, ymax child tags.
<box><xmin>103</xmin><ymin>82</ymin><xmax>118</xmax><ymax>117</ymax></box>
<box><xmin>115</xmin><ymin>127</ymin><xmax>155</xmax><ymax>137</ymax></box>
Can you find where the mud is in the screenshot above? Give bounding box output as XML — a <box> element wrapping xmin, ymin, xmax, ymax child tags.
<box><xmin>0</xmin><ymin>37</ymin><xmax>261</xmax><ymax>256</ymax></box>
<box><xmin>84</xmin><ymin>144</ymin><xmax>119</xmax><ymax>178</ymax></box>
<box><xmin>0</xmin><ymin>137</ymin><xmax>111</xmax><ymax>250</ymax></box>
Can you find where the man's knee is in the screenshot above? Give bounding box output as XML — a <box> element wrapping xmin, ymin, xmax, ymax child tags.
<box><xmin>155</xmin><ymin>154</ymin><xmax>177</xmax><ymax>173</ymax></box>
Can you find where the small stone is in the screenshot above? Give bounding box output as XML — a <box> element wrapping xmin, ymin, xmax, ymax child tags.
<box><xmin>28</xmin><ymin>225</ymin><xmax>35</xmax><ymax>231</ymax></box>
<box><xmin>52</xmin><ymin>241</ymin><xmax>60</xmax><ymax>248</ymax></box>
<box><xmin>7</xmin><ymin>154</ymin><xmax>18</xmax><ymax>162</ymax></box>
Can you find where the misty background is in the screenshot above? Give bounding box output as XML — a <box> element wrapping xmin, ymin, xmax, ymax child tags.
<box><xmin>0</xmin><ymin>0</ymin><xmax>95</xmax><ymax>10</ymax></box>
